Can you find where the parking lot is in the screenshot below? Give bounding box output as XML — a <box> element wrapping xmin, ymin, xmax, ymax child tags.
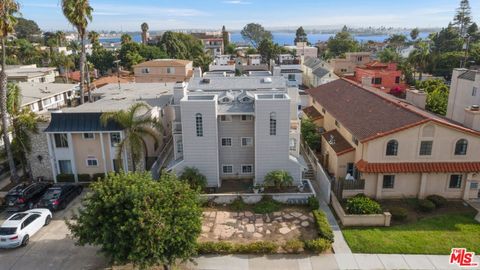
<box><xmin>0</xmin><ymin>189</ymin><xmax>108</xmax><ymax>270</ymax></box>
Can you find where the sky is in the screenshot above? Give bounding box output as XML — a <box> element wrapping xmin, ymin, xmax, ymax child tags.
<box><xmin>19</xmin><ymin>0</ymin><xmax>480</xmax><ymax>32</ymax></box>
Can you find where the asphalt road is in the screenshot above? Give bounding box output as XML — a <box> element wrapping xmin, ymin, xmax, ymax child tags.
<box><xmin>0</xmin><ymin>190</ymin><xmax>108</xmax><ymax>270</ymax></box>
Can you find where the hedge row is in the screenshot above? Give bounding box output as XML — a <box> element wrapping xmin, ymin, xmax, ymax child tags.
<box><xmin>312</xmin><ymin>210</ymin><xmax>334</xmax><ymax>242</ymax></box>
<box><xmin>197</xmin><ymin>239</ymin><xmax>331</xmax><ymax>255</ymax></box>
<box><xmin>56</xmin><ymin>173</ymin><xmax>106</xmax><ymax>182</ymax></box>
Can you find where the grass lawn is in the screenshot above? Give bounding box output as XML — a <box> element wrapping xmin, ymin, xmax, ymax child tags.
<box><xmin>342</xmin><ymin>212</ymin><xmax>480</xmax><ymax>254</ymax></box>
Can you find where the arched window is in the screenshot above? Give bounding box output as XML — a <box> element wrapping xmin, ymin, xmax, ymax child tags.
<box><xmin>386</xmin><ymin>140</ymin><xmax>398</xmax><ymax>156</ymax></box>
<box><xmin>454</xmin><ymin>139</ymin><xmax>468</xmax><ymax>155</ymax></box>
<box><xmin>269</xmin><ymin>112</ymin><xmax>276</xmax><ymax>136</ymax></box>
<box><xmin>195</xmin><ymin>113</ymin><xmax>203</xmax><ymax>137</ymax></box>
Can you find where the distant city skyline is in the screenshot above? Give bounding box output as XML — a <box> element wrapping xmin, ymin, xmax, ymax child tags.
<box><xmin>20</xmin><ymin>0</ymin><xmax>479</xmax><ymax>32</ymax></box>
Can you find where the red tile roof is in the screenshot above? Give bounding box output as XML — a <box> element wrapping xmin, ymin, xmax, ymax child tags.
<box><xmin>356</xmin><ymin>159</ymin><xmax>480</xmax><ymax>173</ymax></box>
<box><xmin>307</xmin><ymin>79</ymin><xmax>480</xmax><ymax>142</ymax></box>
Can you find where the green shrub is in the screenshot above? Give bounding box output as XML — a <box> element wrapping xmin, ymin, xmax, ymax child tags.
<box><xmin>180</xmin><ymin>167</ymin><xmax>207</xmax><ymax>190</ymax></box>
<box><xmin>235</xmin><ymin>241</ymin><xmax>278</xmax><ymax>254</ymax></box>
<box><xmin>57</xmin><ymin>174</ymin><xmax>75</xmax><ymax>182</ymax></box>
<box><xmin>426</xmin><ymin>195</ymin><xmax>447</xmax><ymax>208</ymax></box>
<box><xmin>197</xmin><ymin>241</ymin><xmax>279</xmax><ymax>254</ymax></box>
<box><xmin>388</xmin><ymin>207</ymin><xmax>408</xmax><ymax>221</ymax></box>
<box><xmin>264</xmin><ymin>170</ymin><xmax>293</xmax><ymax>190</ymax></box>
<box><xmin>230</xmin><ymin>197</ymin><xmax>247</xmax><ymax>212</ymax></box>
<box><xmin>253</xmin><ymin>196</ymin><xmax>281</xmax><ymax>214</ymax></box>
<box><xmin>418</xmin><ymin>199</ymin><xmax>436</xmax><ymax>212</ymax></box>
<box><xmin>197</xmin><ymin>241</ymin><xmax>233</xmax><ymax>254</ymax></box>
<box><xmin>312</xmin><ymin>210</ymin><xmax>334</xmax><ymax>242</ymax></box>
<box><xmin>307</xmin><ymin>196</ymin><xmax>319</xmax><ymax>210</ymax></box>
<box><xmin>346</xmin><ymin>196</ymin><xmax>382</xmax><ymax>215</ymax></box>
<box><xmin>304</xmin><ymin>238</ymin><xmax>331</xmax><ymax>253</ymax></box>
<box><xmin>92</xmin><ymin>173</ymin><xmax>105</xmax><ymax>181</ymax></box>
<box><xmin>283</xmin><ymin>239</ymin><xmax>304</xmax><ymax>253</ymax></box>
<box><xmin>77</xmin><ymin>174</ymin><xmax>91</xmax><ymax>182</ymax></box>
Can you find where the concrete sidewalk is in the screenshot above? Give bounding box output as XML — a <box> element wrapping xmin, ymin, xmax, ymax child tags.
<box><xmin>186</xmin><ymin>253</ymin><xmax>480</xmax><ymax>270</ymax></box>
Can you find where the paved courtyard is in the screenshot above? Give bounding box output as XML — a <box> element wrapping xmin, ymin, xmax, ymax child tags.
<box><xmin>200</xmin><ymin>209</ymin><xmax>317</xmax><ymax>244</ymax></box>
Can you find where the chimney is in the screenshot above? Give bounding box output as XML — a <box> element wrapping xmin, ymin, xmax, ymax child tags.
<box><xmin>173</xmin><ymin>81</ymin><xmax>187</xmax><ymax>104</ymax></box>
<box><xmin>464</xmin><ymin>105</ymin><xmax>480</xmax><ymax>131</ymax></box>
<box><xmin>193</xmin><ymin>67</ymin><xmax>202</xmax><ymax>78</ymax></box>
<box><xmin>273</xmin><ymin>66</ymin><xmax>281</xmax><ymax>76</ymax></box>
<box><xmin>406</xmin><ymin>87</ymin><xmax>427</xmax><ymax>109</ymax></box>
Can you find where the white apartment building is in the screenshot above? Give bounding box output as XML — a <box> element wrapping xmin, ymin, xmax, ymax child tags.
<box><xmin>4</xmin><ymin>65</ymin><xmax>57</xmax><ymax>83</ymax></box>
<box><xmin>19</xmin><ymin>82</ymin><xmax>77</xmax><ymax>114</ymax></box>
<box><xmin>447</xmin><ymin>68</ymin><xmax>480</xmax><ymax>131</ymax></box>
<box><xmin>168</xmin><ymin>75</ymin><xmax>304</xmax><ymax>187</ymax></box>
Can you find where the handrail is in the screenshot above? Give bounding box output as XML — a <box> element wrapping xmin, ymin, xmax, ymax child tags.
<box><xmin>150</xmin><ymin>136</ymin><xmax>173</xmax><ymax>179</ymax></box>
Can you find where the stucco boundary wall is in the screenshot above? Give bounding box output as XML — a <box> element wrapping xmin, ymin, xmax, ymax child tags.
<box><xmin>331</xmin><ymin>193</ymin><xmax>391</xmax><ymax>227</ymax></box>
<box><xmin>201</xmin><ymin>179</ymin><xmax>316</xmax><ymax>204</ymax></box>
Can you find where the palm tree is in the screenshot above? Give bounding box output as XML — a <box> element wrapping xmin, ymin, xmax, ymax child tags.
<box><xmin>141</xmin><ymin>22</ymin><xmax>149</xmax><ymax>45</ymax></box>
<box><xmin>409</xmin><ymin>41</ymin><xmax>430</xmax><ymax>81</ymax></box>
<box><xmin>67</xmin><ymin>40</ymin><xmax>80</xmax><ymax>55</ymax></box>
<box><xmin>55</xmin><ymin>31</ymin><xmax>66</xmax><ymax>47</ymax></box>
<box><xmin>100</xmin><ymin>103</ymin><xmax>162</xmax><ymax>172</ymax></box>
<box><xmin>88</xmin><ymin>30</ymin><xmax>100</xmax><ymax>51</ymax></box>
<box><xmin>5</xmin><ymin>83</ymin><xmax>39</xmax><ymax>178</ymax></box>
<box><xmin>62</xmin><ymin>0</ymin><xmax>93</xmax><ymax>105</ymax></box>
<box><xmin>0</xmin><ymin>0</ymin><xmax>20</xmax><ymax>181</ymax></box>
<box><xmin>194</xmin><ymin>53</ymin><xmax>212</xmax><ymax>72</ymax></box>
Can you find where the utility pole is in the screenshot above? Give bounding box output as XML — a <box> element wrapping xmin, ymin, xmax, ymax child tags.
<box><xmin>114</xmin><ymin>60</ymin><xmax>121</xmax><ymax>90</ymax></box>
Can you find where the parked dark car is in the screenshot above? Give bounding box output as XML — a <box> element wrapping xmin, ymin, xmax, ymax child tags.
<box><xmin>36</xmin><ymin>184</ymin><xmax>83</xmax><ymax>211</ymax></box>
<box><xmin>5</xmin><ymin>182</ymin><xmax>52</xmax><ymax>212</ymax></box>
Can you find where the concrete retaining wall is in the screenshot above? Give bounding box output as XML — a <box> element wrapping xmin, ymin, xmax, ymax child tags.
<box><xmin>331</xmin><ymin>193</ymin><xmax>391</xmax><ymax>227</ymax></box>
<box><xmin>201</xmin><ymin>179</ymin><xmax>316</xmax><ymax>204</ymax></box>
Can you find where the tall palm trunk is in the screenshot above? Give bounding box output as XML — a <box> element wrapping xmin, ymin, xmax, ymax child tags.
<box><xmin>0</xmin><ymin>37</ymin><xmax>18</xmax><ymax>182</ymax></box>
<box><xmin>79</xmin><ymin>34</ymin><xmax>86</xmax><ymax>104</ymax></box>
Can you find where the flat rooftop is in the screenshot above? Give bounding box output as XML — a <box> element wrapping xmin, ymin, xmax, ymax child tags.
<box><xmin>187</xmin><ymin>76</ymin><xmax>287</xmax><ymax>91</ymax></box>
<box><xmin>66</xmin><ymin>83</ymin><xmax>174</xmax><ymax>112</ymax></box>
<box><xmin>5</xmin><ymin>66</ymin><xmax>56</xmax><ymax>78</ymax></box>
<box><xmin>18</xmin><ymin>82</ymin><xmax>77</xmax><ymax>106</ymax></box>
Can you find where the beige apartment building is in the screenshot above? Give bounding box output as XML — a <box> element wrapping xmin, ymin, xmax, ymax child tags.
<box><xmin>133</xmin><ymin>59</ymin><xmax>193</xmax><ymax>83</ymax></box>
<box><xmin>30</xmin><ymin>83</ymin><xmax>175</xmax><ymax>182</ymax></box>
<box><xmin>328</xmin><ymin>52</ymin><xmax>371</xmax><ymax>76</ymax></box>
<box><xmin>306</xmin><ymin>79</ymin><xmax>480</xmax><ymax>200</ymax></box>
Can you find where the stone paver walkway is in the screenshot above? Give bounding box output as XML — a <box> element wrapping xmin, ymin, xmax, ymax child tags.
<box><xmin>186</xmin><ymin>254</ymin><xmax>480</xmax><ymax>270</ymax></box>
<box><xmin>200</xmin><ymin>210</ymin><xmax>316</xmax><ymax>243</ymax></box>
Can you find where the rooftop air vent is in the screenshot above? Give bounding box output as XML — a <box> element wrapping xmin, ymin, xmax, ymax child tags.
<box><xmin>263</xmin><ymin>77</ymin><xmax>272</xmax><ymax>83</ymax></box>
<box><xmin>201</xmin><ymin>78</ymin><xmax>210</xmax><ymax>84</ymax></box>
<box><xmin>471</xmin><ymin>105</ymin><xmax>480</xmax><ymax>111</ymax></box>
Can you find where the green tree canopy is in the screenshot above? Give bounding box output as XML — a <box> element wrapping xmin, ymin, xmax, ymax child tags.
<box><xmin>453</xmin><ymin>0</ymin><xmax>472</xmax><ymax>36</ymax></box>
<box><xmin>416</xmin><ymin>79</ymin><xmax>449</xmax><ymax>115</ymax></box>
<box><xmin>294</xmin><ymin>26</ymin><xmax>308</xmax><ymax>44</ymax></box>
<box><xmin>378</xmin><ymin>48</ymin><xmax>401</xmax><ymax>63</ymax></box>
<box><xmin>410</xmin><ymin>28</ymin><xmax>420</xmax><ymax>41</ymax></box>
<box><xmin>326</xmin><ymin>28</ymin><xmax>359</xmax><ymax>58</ymax></box>
<box><xmin>241</xmin><ymin>23</ymin><xmax>273</xmax><ymax>48</ymax></box>
<box><xmin>14</xmin><ymin>17</ymin><xmax>41</xmax><ymax>42</ymax></box>
<box><xmin>159</xmin><ymin>31</ymin><xmax>203</xmax><ymax>61</ymax></box>
<box><xmin>386</xmin><ymin>34</ymin><xmax>407</xmax><ymax>49</ymax></box>
<box><xmin>257</xmin><ymin>39</ymin><xmax>287</xmax><ymax>63</ymax></box>
<box><xmin>67</xmin><ymin>171</ymin><xmax>202</xmax><ymax>270</ymax></box>
<box><xmin>431</xmin><ymin>24</ymin><xmax>463</xmax><ymax>53</ymax></box>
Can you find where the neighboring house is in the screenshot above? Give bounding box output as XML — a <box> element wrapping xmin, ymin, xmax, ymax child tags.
<box><xmin>235</xmin><ymin>56</ymin><xmax>269</xmax><ymax>75</ymax></box>
<box><xmin>397</xmin><ymin>45</ymin><xmax>416</xmax><ymax>58</ymax></box>
<box><xmin>30</xmin><ymin>83</ymin><xmax>175</xmax><ymax>183</ymax></box>
<box><xmin>272</xmin><ymin>64</ymin><xmax>303</xmax><ymax>87</ymax></box>
<box><xmin>191</xmin><ymin>32</ymin><xmax>224</xmax><ymax>56</ymax></box>
<box><xmin>284</xmin><ymin>42</ymin><xmax>318</xmax><ymax>59</ymax></box>
<box><xmin>302</xmin><ymin>57</ymin><xmax>338</xmax><ymax>88</ymax></box>
<box><xmin>248</xmin><ymin>54</ymin><xmax>262</xmax><ymax>65</ymax></box>
<box><xmin>4</xmin><ymin>65</ymin><xmax>57</xmax><ymax>83</ymax></box>
<box><xmin>328</xmin><ymin>52</ymin><xmax>371</xmax><ymax>76</ymax></box>
<box><xmin>209</xmin><ymin>55</ymin><xmax>236</xmax><ymax>75</ymax></box>
<box><xmin>168</xmin><ymin>75</ymin><xmax>304</xmax><ymax>187</ymax></box>
<box><xmin>19</xmin><ymin>82</ymin><xmax>77</xmax><ymax>114</ymax></box>
<box><xmin>447</xmin><ymin>68</ymin><xmax>480</xmax><ymax>131</ymax></box>
<box><xmin>353</xmin><ymin>61</ymin><xmax>405</xmax><ymax>91</ymax></box>
<box><xmin>133</xmin><ymin>59</ymin><xmax>194</xmax><ymax>83</ymax></box>
<box><xmin>306</xmin><ymin>78</ymin><xmax>480</xmax><ymax>200</ymax></box>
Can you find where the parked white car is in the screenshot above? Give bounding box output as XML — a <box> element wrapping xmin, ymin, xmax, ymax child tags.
<box><xmin>0</xmin><ymin>209</ymin><xmax>52</xmax><ymax>248</ymax></box>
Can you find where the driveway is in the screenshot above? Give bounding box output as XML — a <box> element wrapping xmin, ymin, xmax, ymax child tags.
<box><xmin>0</xmin><ymin>189</ymin><xmax>108</xmax><ymax>270</ymax></box>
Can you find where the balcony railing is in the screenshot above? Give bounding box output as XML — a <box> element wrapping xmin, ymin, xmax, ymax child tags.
<box><xmin>341</xmin><ymin>179</ymin><xmax>365</xmax><ymax>190</ymax></box>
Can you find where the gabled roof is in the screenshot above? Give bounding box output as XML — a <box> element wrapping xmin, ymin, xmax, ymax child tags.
<box><xmin>356</xmin><ymin>159</ymin><xmax>480</xmax><ymax>173</ymax></box>
<box><xmin>133</xmin><ymin>59</ymin><xmax>192</xmax><ymax>68</ymax></box>
<box><xmin>312</xmin><ymin>66</ymin><xmax>329</xmax><ymax>78</ymax></box>
<box><xmin>44</xmin><ymin>112</ymin><xmax>123</xmax><ymax>132</ymax></box>
<box><xmin>307</xmin><ymin>79</ymin><xmax>480</xmax><ymax>142</ymax></box>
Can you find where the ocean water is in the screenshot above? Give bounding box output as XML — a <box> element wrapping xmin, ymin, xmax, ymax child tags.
<box><xmin>99</xmin><ymin>31</ymin><xmax>431</xmax><ymax>46</ymax></box>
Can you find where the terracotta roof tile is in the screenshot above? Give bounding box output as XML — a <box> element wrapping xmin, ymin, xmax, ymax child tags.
<box><xmin>356</xmin><ymin>159</ymin><xmax>480</xmax><ymax>173</ymax></box>
<box><xmin>133</xmin><ymin>59</ymin><xmax>192</xmax><ymax>68</ymax></box>
<box><xmin>322</xmin><ymin>129</ymin><xmax>355</xmax><ymax>156</ymax></box>
<box><xmin>307</xmin><ymin>79</ymin><xmax>426</xmax><ymax>141</ymax></box>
